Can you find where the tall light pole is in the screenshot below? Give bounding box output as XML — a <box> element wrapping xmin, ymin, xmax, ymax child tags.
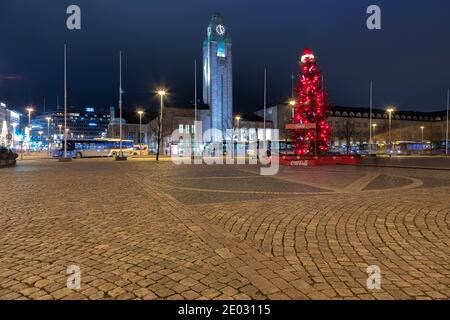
<box><xmin>194</xmin><ymin>59</ymin><xmax>198</xmax><ymax>157</ymax></box>
<box><xmin>46</xmin><ymin>117</ymin><xmax>51</xmax><ymax>157</ymax></box>
<box><xmin>372</xmin><ymin>123</ymin><xmax>377</xmax><ymax>152</ymax></box>
<box><xmin>420</xmin><ymin>126</ymin><xmax>425</xmax><ymax>143</ymax></box>
<box><xmin>369</xmin><ymin>81</ymin><xmax>373</xmax><ymax>154</ymax></box>
<box><xmin>26</xmin><ymin>107</ymin><xmax>33</xmax><ymax>128</ymax></box>
<box><xmin>137</xmin><ymin>110</ymin><xmax>144</xmax><ymax>149</ymax></box>
<box><xmin>446</xmin><ymin>89</ymin><xmax>449</xmax><ymax>156</ymax></box>
<box><xmin>118</xmin><ymin>50</ymin><xmax>124</xmax><ymax>159</ymax></box>
<box><xmin>63</xmin><ymin>44</ymin><xmax>68</xmax><ymax>160</ymax></box>
<box><xmin>263</xmin><ymin>68</ymin><xmax>267</xmax><ymax>143</ymax></box>
<box><xmin>194</xmin><ymin>59</ymin><xmax>198</xmax><ymax>124</ymax></box>
<box><xmin>46</xmin><ymin>117</ymin><xmax>51</xmax><ymax>138</ymax></box>
<box><xmin>156</xmin><ymin>90</ymin><xmax>166</xmax><ymax>161</ymax></box>
<box><xmin>288</xmin><ymin>99</ymin><xmax>296</xmax><ymax>120</ymax></box>
<box><xmin>387</xmin><ymin>107</ymin><xmax>395</xmax><ymax>156</ymax></box>
<box><xmin>235</xmin><ymin>115</ymin><xmax>241</xmax><ymax>129</ymax></box>
<box><xmin>11</xmin><ymin>123</ymin><xmax>18</xmax><ymax>149</ymax></box>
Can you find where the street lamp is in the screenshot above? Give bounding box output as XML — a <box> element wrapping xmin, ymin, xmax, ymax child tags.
<box><xmin>11</xmin><ymin>123</ymin><xmax>18</xmax><ymax>149</ymax></box>
<box><xmin>46</xmin><ymin>117</ymin><xmax>52</xmax><ymax>157</ymax></box>
<box><xmin>288</xmin><ymin>99</ymin><xmax>296</xmax><ymax>119</ymax></box>
<box><xmin>386</xmin><ymin>107</ymin><xmax>395</xmax><ymax>156</ymax></box>
<box><xmin>46</xmin><ymin>117</ymin><xmax>52</xmax><ymax>138</ymax></box>
<box><xmin>38</xmin><ymin>131</ymin><xmax>44</xmax><ymax>150</ymax></box>
<box><xmin>420</xmin><ymin>126</ymin><xmax>425</xmax><ymax>143</ymax></box>
<box><xmin>156</xmin><ymin>90</ymin><xmax>167</xmax><ymax>161</ymax></box>
<box><xmin>235</xmin><ymin>115</ymin><xmax>241</xmax><ymax>142</ymax></box>
<box><xmin>235</xmin><ymin>115</ymin><xmax>241</xmax><ymax>129</ymax></box>
<box><xmin>372</xmin><ymin>123</ymin><xmax>377</xmax><ymax>149</ymax></box>
<box><xmin>26</xmin><ymin>107</ymin><xmax>34</xmax><ymax>128</ymax></box>
<box><xmin>137</xmin><ymin>109</ymin><xmax>144</xmax><ymax>149</ymax></box>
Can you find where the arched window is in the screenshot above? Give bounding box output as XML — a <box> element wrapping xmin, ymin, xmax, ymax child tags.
<box><xmin>217</xmin><ymin>41</ymin><xmax>226</xmax><ymax>58</ymax></box>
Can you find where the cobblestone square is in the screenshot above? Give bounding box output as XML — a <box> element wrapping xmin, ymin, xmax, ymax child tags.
<box><xmin>0</xmin><ymin>158</ymin><xmax>449</xmax><ymax>300</ymax></box>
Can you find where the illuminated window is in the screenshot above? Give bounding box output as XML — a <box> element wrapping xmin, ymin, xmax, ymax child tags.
<box><xmin>217</xmin><ymin>41</ymin><xmax>226</xmax><ymax>58</ymax></box>
<box><xmin>179</xmin><ymin>124</ymin><xmax>184</xmax><ymax>133</ymax></box>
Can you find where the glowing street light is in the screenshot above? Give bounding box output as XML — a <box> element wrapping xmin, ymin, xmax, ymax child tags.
<box><xmin>137</xmin><ymin>109</ymin><xmax>144</xmax><ymax>149</ymax></box>
<box><xmin>156</xmin><ymin>89</ymin><xmax>167</xmax><ymax>161</ymax></box>
<box><xmin>372</xmin><ymin>123</ymin><xmax>377</xmax><ymax>146</ymax></box>
<box><xmin>386</xmin><ymin>107</ymin><xmax>395</xmax><ymax>155</ymax></box>
<box><xmin>420</xmin><ymin>126</ymin><xmax>425</xmax><ymax>143</ymax></box>
<box><xmin>26</xmin><ymin>107</ymin><xmax>34</xmax><ymax>127</ymax></box>
<box><xmin>235</xmin><ymin>115</ymin><xmax>241</xmax><ymax>129</ymax></box>
<box><xmin>11</xmin><ymin>123</ymin><xmax>18</xmax><ymax>149</ymax></box>
<box><xmin>46</xmin><ymin>117</ymin><xmax>52</xmax><ymax>137</ymax></box>
<box><xmin>288</xmin><ymin>99</ymin><xmax>296</xmax><ymax>119</ymax></box>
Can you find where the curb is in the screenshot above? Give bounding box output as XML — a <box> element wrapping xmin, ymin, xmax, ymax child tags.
<box><xmin>358</xmin><ymin>164</ymin><xmax>450</xmax><ymax>171</ymax></box>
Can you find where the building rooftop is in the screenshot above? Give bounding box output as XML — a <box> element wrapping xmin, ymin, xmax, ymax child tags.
<box><xmin>331</xmin><ymin>105</ymin><xmax>447</xmax><ymax>117</ymax></box>
<box><xmin>165</xmin><ymin>103</ymin><xmax>210</xmax><ymax>110</ymax></box>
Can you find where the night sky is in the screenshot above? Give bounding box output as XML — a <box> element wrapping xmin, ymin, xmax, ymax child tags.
<box><xmin>0</xmin><ymin>0</ymin><xmax>449</xmax><ymax>122</ymax></box>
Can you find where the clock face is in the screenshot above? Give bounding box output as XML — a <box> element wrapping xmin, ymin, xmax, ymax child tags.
<box><xmin>216</xmin><ymin>24</ymin><xmax>226</xmax><ymax>35</ymax></box>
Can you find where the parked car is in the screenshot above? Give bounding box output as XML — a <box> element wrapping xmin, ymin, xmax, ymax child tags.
<box><xmin>0</xmin><ymin>146</ymin><xmax>18</xmax><ymax>166</ymax></box>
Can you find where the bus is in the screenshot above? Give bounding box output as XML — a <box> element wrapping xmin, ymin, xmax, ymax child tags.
<box><xmin>391</xmin><ymin>141</ymin><xmax>432</xmax><ymax>155</ymax></box>
<box><xmin>53</xmin><ymin>138</ymin><xmax>134</xmax><ymax>159</ymax></box>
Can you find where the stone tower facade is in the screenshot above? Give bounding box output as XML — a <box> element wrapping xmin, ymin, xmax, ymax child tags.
<box><xmin>203</xmin><ymin>13</ymin><xmax>233</xmax><ymax>136</ymax></box>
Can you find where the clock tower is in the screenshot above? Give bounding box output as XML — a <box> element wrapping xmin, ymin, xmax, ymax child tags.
<box><xmin>203</xmin><ymin>13</ymin><xmax>233</xmax><ymax>136</ymax></box>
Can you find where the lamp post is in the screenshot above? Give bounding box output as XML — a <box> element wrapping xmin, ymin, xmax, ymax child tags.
<box><xmin>137</xmin><ymin>110</ymin><xmax>144</xmax><ymax>149</ymax></box>
<box><xmin>46</xmin><ymin>117</ymin><xmax>51</xmax><ymax>157</ymax></box>
<box><xmin>11</xmin><ymin>123</ymin><xmax>18</xmax><ymax>149</ymax></box>
<box><xmin>117</xmin><ymin>50</ymin><xmax>124</xmax><ymax>159</ymax></box>
<box><xmin>372</xmin><ymin>123</ymin><xmax>377</xmax><ymax>152</ymax></box>
<box><xmin>386</xmin><ymin>107</ymin><xmax>395</xmax><ymax>156</ymax></box>
<box><xmin>26</xmin><ymin>107</ymin><xmax>34</xmax><ymax>128</ymax></box>
<box><xmin>46</xmin><ymin>117</ymin><xmax>51</xmax><ymax>139</ymax></box>
<box><xmin>288</xmin><ymin>99</ymin><xmax>296</xmax><ymax>120</ymax></box>
<box><xmin>38</xmin><ymin>131</ymin><xmax>43</xmax><ymax>151</ymax></box>
<box><xmin>446</xmin><ymin>89</ymin><xmax>449</xmax><ymax>156</ymax></box>
<box><xmin>235</xmin><ymin>115</ymin><xmax>241</xmax><ymax>142</ymax></box>
<box><xmin>235</xmin><ymin>115</ymin><xmax>241</xmax><ymax>129</ymax></box>
<box><xmin>420</xmin><ymin>126</ymin><xmax>425</xmax><ymax>143</ymax></box>
<box><xmin>156</xmin><ymin>90</ymin><xmax>166</xmax><ymax>161</ymax></box>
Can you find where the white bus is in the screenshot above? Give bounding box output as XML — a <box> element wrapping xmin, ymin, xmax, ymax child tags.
<box><xmin>53</xmin><ymin>138</ymin><xmax>134</xmax><ymax>159</ymax></box>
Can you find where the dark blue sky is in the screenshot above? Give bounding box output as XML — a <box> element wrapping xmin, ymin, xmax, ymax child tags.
<box><xmin>0</xmin><ymin>0</ymin><xmax>449</xmax><ymax>119</ymax></box>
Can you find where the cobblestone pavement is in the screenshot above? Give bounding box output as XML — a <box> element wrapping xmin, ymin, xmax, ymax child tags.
<box><xmin>0</xmin><ymin>159</ymin><xmax>449</xmax><ymax>300</ymax></box>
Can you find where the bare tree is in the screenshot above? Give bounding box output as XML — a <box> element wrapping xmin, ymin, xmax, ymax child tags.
<box><xmin>338</xmin><ymin>117</ymin><xmax>355</xmax><ymax>155</ymax></box>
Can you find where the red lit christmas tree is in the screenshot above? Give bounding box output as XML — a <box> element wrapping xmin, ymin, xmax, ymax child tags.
<box><xmin>291</xmin><ymin>48</ymin><xmax>330</xmax><ymax>155</ymax></box>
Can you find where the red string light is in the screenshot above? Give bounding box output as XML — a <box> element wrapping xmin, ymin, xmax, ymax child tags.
<box><xmin>291</xmin><ymin>48</ymin><xmax>330</xmax><ymax>155</ymax></box>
